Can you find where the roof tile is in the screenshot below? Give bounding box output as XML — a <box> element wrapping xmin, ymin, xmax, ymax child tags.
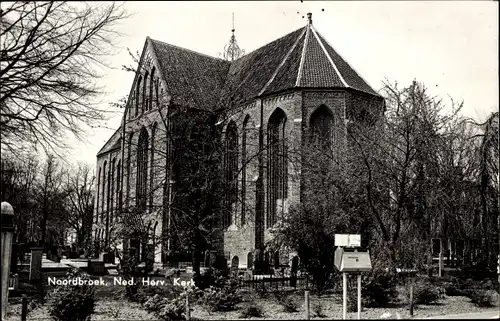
<box><xmin>299</xmin><ymin>30</ymin><xmax>344</xmax><ymax>88</ymax></box>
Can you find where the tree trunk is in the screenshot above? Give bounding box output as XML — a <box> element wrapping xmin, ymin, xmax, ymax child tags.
<box><xmin>192</xmin><ymin>230</ymin><xmax>201</xmax><ymax>277</ymax></box>
<box><xmin>388</xmin><ymin>243</ymin><xmax>398</xmax><ymax>276</ymax></box>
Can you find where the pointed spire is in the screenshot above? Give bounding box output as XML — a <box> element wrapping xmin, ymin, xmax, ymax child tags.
<box><xmin>307</xmin><ymin>12</ymin><xmax>312</xmax><ymax>25</ymax></box>
<box><xmin>221</xmin><ymin>13</ymin><xmax>245</xmax><ymax>61</ymax></box>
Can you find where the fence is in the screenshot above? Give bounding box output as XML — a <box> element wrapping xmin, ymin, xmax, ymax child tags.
<box><xmin>162</xmin><ymin>261</ymin><xmax>208</xmax><ymax>270</ymax></box>
<box><xmin>241</xmin><ymin>274</ymin><xmax>313</xmax><ymax>291</ymax></box>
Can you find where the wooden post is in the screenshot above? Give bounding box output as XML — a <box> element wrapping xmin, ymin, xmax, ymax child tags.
<box><xmin>305</xmin><ymin>290</ymin><xmax>310</xmax><ymax>320</ymax></box>
<box><xmin>439</xmin><ymin>239</ymin><xmax>443</xmax><ymax>277</ymax></box>
<box><xmin>185</xmin><ymin>295</ymin><xmax>190</xmax><ymax>320</ymax></box>
<box><xmin>357</xmin><ymin>274</ymin><xmax>362</xmax><ymax>320</ymax></box>
<box><xmin>21</xmin><ymin>295</ymin><xmax>27</xmax><ymax>321</ymax></box>
<box><xmin>409</xmin><ymin>284</ymin><xmax>414</xmax><ymax>317</ymax></box>
<box><xmin>343</xmin><ymin>272</ymin><xmax>347</xmax><ymax>320</ymax></box>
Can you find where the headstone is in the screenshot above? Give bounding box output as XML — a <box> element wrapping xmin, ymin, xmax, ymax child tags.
<box><xmin>204</xmin><ymin>250</ymin><xmax>210</xmax><ymax>267</ymax></box>
<box><xmin>231</xmin><ymin>256</ymin><xmax>239</xmax><ymax>272</ymax></box>
<box><xmin>247</xmin><ymin>252</ymin><xmax>254</xmax><ymax>269</ymax></box>
<box><xmin>87</xmin><ymin>260</ymin><xmax>106</xmax><ymax>275</ymax></box>
<box><xmin>29</xmin><ymin>247</ymin><xmax>43</xmax><ymax>282</ymax></box>
<box><xmin>146</xmin><ymin>244</ymin><xmax>155</xmax><ymax>273</ymax></box>
<box><xmin>209</xmin><ymin>251</ymin><xmax>217</xmax><ymax>267</ymax></box>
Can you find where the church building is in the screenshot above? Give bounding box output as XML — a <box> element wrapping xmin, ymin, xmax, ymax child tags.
<box><xmin>93</xmin><ymin>13</ymin><xmax>385</xmax><ymax>269</ymax></box>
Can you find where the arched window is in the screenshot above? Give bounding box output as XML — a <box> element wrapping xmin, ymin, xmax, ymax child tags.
<box><xmin>136</xmin><ymin>127</ymin><xmax>149</xmax><ymax>213</ymax></box>
<box><xmin>143</xmin><ymin>71</ymin><xmax>149</xmax><ymax>112</ymax></box>
<box><xmin>149</xmin><ymin>123</ymin><xmax>157</xmax><ymax>210</ymax></box>
<box><xmin>267</xmin><ymin>108</ymin><xmax>287</xmax><ymax>228</ymax></box>
<box><xmin>135</xmin><ymin>76</ymin><xmax>142</xmax><ymax>117</ymax></box>
<box><xmin>102</xmin><ymin>161</ymin><xmax>107</xmax><ymax>222</ymax></box>
<box><xmin>224</xmin><ymin>121</ymin><xmax>238</xmax><ymax>228</ymax></box>
<box><xmin>241</xmin><ymin>115</ymin><xmax>250</xmax><ymax>226</ymax></box>
<box><xmin>116</xmin><ymin>160</ymin><xmax>121</xmax><ymax>214</ymax></box>
<box><xmin>309</xmin><ymin>105</ymin><xmax>333</xmax><ymax>152</ymax></box>
<box><xmin>150</xmin><ymin>67</ymin><xmax>156</xmax><ymax>110</ymax></box>
<box><xmin>110</xmin><ymin>158</ymin><xmax>116</xmax><ymax>224</ymax></box>
<box><xmin>126</xmin><ymin>133</ymin><xmax>134</xmax><ymax>205</ymax></box>
<box><xmin>96</xmin><ymin>167</ymin><xmax>101</xmax><ymax>223</ymax></box>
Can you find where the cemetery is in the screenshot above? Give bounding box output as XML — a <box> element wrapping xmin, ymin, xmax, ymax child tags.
<box><xmin>2</xmin><ymin>203</ymin><xmax>499</xmax><ymax>320</ymax></box>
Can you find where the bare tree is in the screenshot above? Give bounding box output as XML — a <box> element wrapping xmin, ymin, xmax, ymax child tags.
<box><xmin>0</xmin><ymin>1</ymin><xmax>127</xmax><ymax>158</ymax></box>
<box><xmin>0</xmin><ymin>153</ymin><xmax>39</xmax><ymax>244</ymax></box>
<box><xmin>36</xmin><ymin>154</ymin><xmax>66</xmax><ymax>249</ymax></box>
<box><xmin>63</xmin><ymin>163</ymin><xmax>95</xmax><ymax>254</ymax></box>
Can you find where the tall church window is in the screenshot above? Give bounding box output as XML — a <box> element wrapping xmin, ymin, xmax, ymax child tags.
<box><xmin>126</xmin><ymin>132</ymin><xmax>134</xmax><ymax>206</ymax></box>
<box><xmin>102</xmin><ymin>161</ymin><xmax>107</xmax><ymax>222</ymax></box>
<box><xmin>136</xmin><ymin>127</ymin><xmax>149</xmax><ymax>213</ymax></box>
<box><xmin>135</xmin><ymin>76</ymin><xmax>142</xmax><ymax>117</ymax></box>
<box><xmin>150</xmin><ymin>67</ymin><xmax>156</xmax><ymax>110</ymax></box>
<box><xmin>143</xmin><ymin>71</ymin><xmax>149</xmax><ymax>112</ymax></box>
<box><xmin>309</xmin><ymin>105</ymin><xmax>333</xmax><ymax>154</ymax></box>
<box><xmin>267</xmin><ymin>108</ymin><xmax>287</xmax><ymax>228</ymax></box>
<box><xmin>149</xmin><ymin>123</ymin><xmax>157</xmax><ymax>210</ymax></box>
<box><xmin>224</xmin><ymin>121</ymin><xmax>238</xmax><ymax>228</ymax></box>
<box><xmin>110</xmin><ymin>158</ymin><xmax>116</xmax><ymax>224</ymax></box>
<box><xmin>96</xmin><ymin>167</ymin><xmax>101</xmax><ymax>223</ymax></box>
<box><xmin>116</xmin><ymin>160</ymin><xmax>121</xmax><ymax>215</ymax></box>
<box><xmin>241</xmin><ymin>115</ymin><xmax>250</xmax><ymax>226</ymax></box>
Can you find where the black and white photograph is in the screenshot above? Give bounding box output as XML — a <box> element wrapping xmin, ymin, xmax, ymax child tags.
<box><xmin>1</xmin><ymin>1</ymin><xmax>498</xmax><ymax>320</ymax></box>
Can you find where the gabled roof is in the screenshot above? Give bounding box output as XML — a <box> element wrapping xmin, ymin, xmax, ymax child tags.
<box><xmin>147</xmin><ymin>21</ymin><xmax>379</xmax><ymax>110</ymax></box>
<box><xmin>150</xmin><ymin>39</ymin><xmax>231</xmax><ymax>110</ymax></box>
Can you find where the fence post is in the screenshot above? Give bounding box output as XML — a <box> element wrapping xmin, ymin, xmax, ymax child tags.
<box><xmin>342</xmin><ymin>273</ymin><xmax>347</xmax><ymax>320</ymax></box>
<box><xmin>185</xmin><ymin>295</ymin><xmax>190</xmax><ymax>320</ymax></box>
<box><xmin>409</xmin><ymin>284</ymin><xmax>414</xmax><ymax>317</ymax></box>
<box><xmin>357</xmin><ymin>274</ymin><xmax>362</xmax><ymax>320</ymax></box>
<box><xmin>21</xmin><ymin>295</ymin><xmax>27</xmax><ymax>321</ymax></box>
<box><xmin>305</xmin><ymin>290</ymin><xmax>310</xmax><ymax>320</ymax></box>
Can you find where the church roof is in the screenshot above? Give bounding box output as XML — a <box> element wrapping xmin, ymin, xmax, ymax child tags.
<box><xmin>148</xmin><ymin>19</ymin><xmax>379</xmax><ymax>111</ymax></box>
<box><xmin>150</xmin><ymin>39</ymin><xmax>230</xmax><ymax>109</ymax></box>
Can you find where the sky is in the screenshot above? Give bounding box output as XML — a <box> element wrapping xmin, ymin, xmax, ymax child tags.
<box><xmin>67</xmin><ymin>1</ymin><xmax>499</xmax><ymax>166</ymax></box>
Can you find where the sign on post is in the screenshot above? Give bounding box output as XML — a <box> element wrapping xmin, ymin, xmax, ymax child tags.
<box><xmin>339</xmin><ymin>251</ymin><xmax>372</xmax><ymax>273</ymax></box>
<box><xmin>334</xmin><ymin>234</ymin><xmax>371</xmax><ymax>320</ymax></box>
<box><xmin>335</xmin><ymin>234</ymin><xmax>361</xmax><ymax>247</ymax></box>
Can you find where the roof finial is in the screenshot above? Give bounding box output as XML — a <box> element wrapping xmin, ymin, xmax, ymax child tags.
<box><xmin>307</xmin><ymin>12</ymin><xmax>312</xmax><ymax>25</ymax></box>
<box><xmin>232</xmin><ymin>12</ymin><xmax>235</xmax><ymax>33</ymax></box>
<box><xmin>220</xmin><ymin>13</ymin><xmax>245</xmax><ymax>61</ymax></box>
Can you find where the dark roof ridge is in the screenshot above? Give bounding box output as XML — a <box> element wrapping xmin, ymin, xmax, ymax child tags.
<box><xmin>149</xmin><ymin>38</ymin><xmax>228</xmax><ymax>62</ymax></box>
<box><xmin>259</xmin><ymin>27</ymin><xmax>307</xmax><ymax>96</ymax></box>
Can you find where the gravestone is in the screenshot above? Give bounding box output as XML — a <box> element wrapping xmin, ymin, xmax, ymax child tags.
<box><xmin>204</xmin><ymin>250</ymin><xmax>210</xmax><ymax>268</ymax></box>
<box><xmin>29</xmin><ymin>247</ymin><xmax>43</xmax><ymax>282</ymax></box>
<box><xmin>145</xmin><ymin>244</ymin><xmax>155</xmax><ymax>273</ymax></box>
<box><xmin>87</xmin><ymin>260</ymin><xmax>106</xmax><ymax>275</ymax></box>
<box><xmin>231</xmin><ymin>256</ymin><xmax>239</xmax><ymax>272</ymax></box>
<box><xmin>247</xmin><ymin>252</ymin><xmax>254</xmax><ymax>269</ymax></box>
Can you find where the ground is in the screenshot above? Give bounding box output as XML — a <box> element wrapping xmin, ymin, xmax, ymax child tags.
<box><xmin>5</xmin><ymin>283</ymin><xmax>499</xmax><ymax>320</ymax></box>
